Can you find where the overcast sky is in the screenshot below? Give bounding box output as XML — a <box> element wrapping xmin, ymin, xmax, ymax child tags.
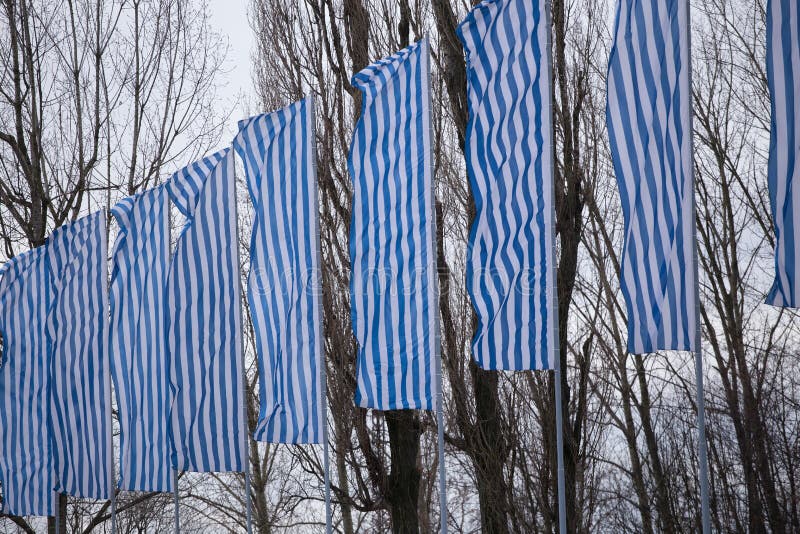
<box><xmin>208</xmin><ymin>0</ymin><xmax>257</xmax><ymax>141</ymax></box>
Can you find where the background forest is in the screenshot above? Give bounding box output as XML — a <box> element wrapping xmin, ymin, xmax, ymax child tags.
<box><xmin>0</xmin><ymin>0</ymin><xmax>798</xmax><ymax>533</ymax></box>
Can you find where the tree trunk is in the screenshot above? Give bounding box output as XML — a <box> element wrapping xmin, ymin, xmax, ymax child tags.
<box><xmin>471</xmin><ymin>364</ymin><xmax>511</xmax><ymax>534</ymax></box>
<box><xmin>385</xmin><ymin>410</ymin><xmax>422</xmax><ymax>534</ymax></box>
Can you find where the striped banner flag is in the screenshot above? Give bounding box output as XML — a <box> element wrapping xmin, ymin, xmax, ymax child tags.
<box><xmin>110</xmin><ymin>186</ymin><xmax>173</xmax><ymax>491</ymax></box>
<box><xmin>233</xmin><ymin>98</ymin><xmax>324</xmax><ymax>443</ymax></box>
<box><xmin>457</xmin><ymin>0</ymin><xmax>559</xmax><ymax>370</ymax></box>
<box><xmin>46</xmin><ymin>212</ymin><xmax>112</xmax><ymax>499</ymax></box>
<box><xmin>166</xmin><ymin>149</ymin><xmax>246</xmax><ymax>469</ymax></box>
<box><xmin>0</xmin><ymin>247</ymin><xmax>54</xmax><ymax>516</ymax></box>
<box><xmin>607</xmin><ymin>0</ymin><xmax>697</xmax><ymax>353</ymax></box>
<box><xmin>766</xmin><ymin>0</ymin><xmax>800</xmax><ymax>307</ymax></box>
<box><xmin>348</xmin><ymin>39</ymin><xmax>440</xmax><ymax>410</ymax></box>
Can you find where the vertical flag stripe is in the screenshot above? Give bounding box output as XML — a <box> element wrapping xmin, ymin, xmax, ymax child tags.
<box><xmin>457</xmin><ymin>0</ymin><xmax>559</xmax><ymax>370</ymax></box>
<box><xmin>233</xmin><ymin>98</ymin><xmax>324</xmax><ymax>443</ymax></box>
<box><xmin>766</xmin><ymin>0</ymin><xmax>800</xmax><ymax>307</ymax></box>
<box><xmin>607</xmin><ymin>0</ymin><xmax>696</xmax><ymax>353</ymax></box>
<box><xmin>0</xmin><ymin>247</ymin><xmax>54</xmax><ymax>516</ymax></box>
<box><xmin>110</xmin><ymin>186</ymin><xmax>173</xmax><ymax>492</ymax></box>
<box><xmin>46</xmin><ymin>212</ymin><xmax>112</xmax><ymax>499</ymax></box>
<box><xmin>166</xmin><ymin>148</ymin><xmax>245</xmax><ymax>470</ymax></box>
<box><xmin>347</xmin><ymin>38</ymin><xmax>439</xmax><ymax>410</ymax></box>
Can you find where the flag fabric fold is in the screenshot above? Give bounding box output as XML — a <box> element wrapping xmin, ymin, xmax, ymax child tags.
<box><xmin>347</xmin><ymin>38</ymin><xmax>440</xmax><ymax>410</ymax></box>
<box><xmin>0</xmin><ymin>247</ymin><xmax>54</xmax><ymax>516</ymax></box>
<box><xmin>46</xmin><ymin>212</ymin><xmax>112</xmax><ymax>499</ymax></box>
<box><xmin>166</xmin><ymin>148</ymin><xmax>246</xmax><ymax>469</ymax></box>
<box><xmin>766</xmin><ymin>0</ymin><xmax>800</xmax><ymax>308</ymax></box>
<box><xmin>457</xmin><ymin>0</ymin><xmax>559</xmax><ymax>370</ymax></box>
<box><xmin>233</xmin><ymin>98</ymin><xmax>324</xmax><ymax>443</ymax></box>
<box><xmin>109</xmin><ymin>186</ymin><xmax>173</xmax><ymax>492</ymax></box>
<box><xmin>606</xmin><ymin>0</ymin><xmax>697</xmax><ymax>353</ymax></box>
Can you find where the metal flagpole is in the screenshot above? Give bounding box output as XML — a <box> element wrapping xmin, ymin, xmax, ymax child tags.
<box><xmin>435</xmin><ymin>348</ymin><xmax>448</xmax><ymax>534</ymax></box>
<box><xmin>554</xmin><ymin>366</ymin><xmax>567</xmax><ymax>534</ymax></box>
<box><xmin>106</xmin><ymin>209</ymin><xmax>117</xmax><ymax>534</ymax></box>
<box><xmin>544</xmin><ymin>1</ymin><xmax>567</xmax><ymax>532</ymax></box>
<box><xmin>231</xmin><ymin>149</ymin><xmax>255</xmax><ymax>534</ymax></box>
<box><xmin>54</xmin><ymin>493</ymin><xmax>60</xmax><ymax>534</ymax></box>
<box><xmin>167</xmin><ymin>181</ymin><xmax>182</xmax><ymax>534</ymax></box>
<box><xmin>322</xmin><ymin>345</ymin><xmax>332</xmax><ymax>534</ymax></box>
<box><xmin>685</xmin><ymin>0</ymin><xmax>711</xmax><ymax>531</ymax></box>
<box><xmin>422</xmin><ymin>35</ymin><xmax>448</xmax><ymax>534</ymax></box>
<box><xmin>111</xmin><ymin>486</ymin><xmax>117</xmax><ymax>534</ymax></box>
<box><xmin>173</xmin><ymin>470</ymin><xmax>180</xmax><ymax>534</ymax></box>
<box><xmin>308</xmin><ymin>95</ymin><xmax>333</xmax><ymax>534</ymax></box>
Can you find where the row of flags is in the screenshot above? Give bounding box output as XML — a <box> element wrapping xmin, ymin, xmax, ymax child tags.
<box><xmin>0</xmin><ymin>0</ymin><xmax>796</xmax><ymax>525</ymax></box>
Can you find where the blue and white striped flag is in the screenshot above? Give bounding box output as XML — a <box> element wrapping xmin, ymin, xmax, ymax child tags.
<box><xmin>348</xmin><ymin>39</ymin><xmax>440</xmax><ymax>410</ymax></box>
<box><xmin>0</xmin><ymin>246</ymin><xmax>54</xmax><ymax>516</ymax></box>
<box><xmin>46</xmin><ymin>212</ymin><xmax>112</xmax><ymax>500</ymax></box>
<box><xmin>766</xmin><ymin>0</ymin><xmax>800</xmax><ymax>308</ymax></box>
<box><xmin>110</xmin><ymin>186</ymin><xmax>173</xmax><ymax>491</ymax></box>
<box><xmin>607</xmin><ymin>0</ymin><xmax>696</xmax><ymax>353</ymax></box>
<box><xmin>233</xmin><ymin>98</ymin><xmax>324</xmax><ymax>443</ymax></box>
<box><xmin>166</xmin><ymin>149</ymin><xmax>246</xmax><ymax>469</ymax></box>
<box><xmin>457</xmin><ymin>0</ymin><xmax>559</xmax><ymax>370</ymax></box>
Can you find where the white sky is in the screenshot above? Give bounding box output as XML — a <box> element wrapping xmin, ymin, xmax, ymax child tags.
<box><xmin>207</xmin><ymin>0</ymin><xmax>257</xmax><ymax>143</ymax></box>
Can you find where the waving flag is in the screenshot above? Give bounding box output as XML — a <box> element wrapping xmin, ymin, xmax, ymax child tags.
<box><xmin>766</xmin><ymin>0</ymin><xmax>800</xmax><ymax>307</ymax></box>
<box><xmin>110</xmin><ymin>186</ymin><xmax>173</xmax><ymax>492</ymax></box>
<box><xmin>457</xmin><ymin>0</ymin><xmax>559</xmax><ymax>370</ymax></box>
<box><xmin>348</xmin><ymin>39</ymin><xmax>440</xmax><ymax>410</ymax></box>
<box><xmin>46</xmin><ymin>212</ymin><xmax>112</xmax><ymax>499</ymax></box>
<box><xmin>233</xmin><ymin>98</ymin><xmax>324</xmax><ymax>443</ymax></box>
<box><xmin>166</xmin><ymin>149</ymin><xmax>246</xmax><ymax>468</ymax></box>
<box><xmin>0</xmin><ymin>247</ymin><xmax>54</xmax><ymax>516</ymax></box>
<box><xmin>607</xmin><ymin>0</ymin><xmax>696</xmax><ymax>353</ymax></box>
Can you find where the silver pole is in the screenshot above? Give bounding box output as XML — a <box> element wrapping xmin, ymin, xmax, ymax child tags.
<box><xmin>173</xmin><ymin>471</ymin><xmax>180</xmax><ymax>534</ymax></box>
<box><xmin>554</xmin><ymin>367</ymin><xmax>567</xmax><ymax>534</ymax></box>
<box><xmin>231</xmin><ymin>150</ymin><xmax>255</xmax><ymax>534</ymax></box>
<box><xmin>105</xmin><ymin>210</ymin><xmax>117</xmax><ymax>534</ymax></box>
<box><xmin>435</xmin><ymin>352</ymin><xmax>448</xmax><ymax>534</ymax></box>
<box><xmin>323</xmin><ymin>369</ymin><xmax>332</xmax><ymax>534</ymax></box>
<box><xmin>422</xmin><ymin>35</ymin><xmax>448</xmax><ymax>534</ymax></box>
<box><xmin>544</xmin><ymin>0</ymin><xmax>567</xmax><ymax>532</ymax></box>
<box><xmin>110</xmin><ymin>488</ymin><xmax>117</xmax><ymax>534</ymax></box>
<box><xmin>307</xmin><ymin>95</ymin><xmax>333</xmax><ymax>534</ymax></box>
<box><xmin>686</xmin><ymin>0</ymin><xmax>711</xmax><ymax>531</ymax></box>
<box><xmin>693</xmin><ymin>335</ymin><xmax>710</xmax><ymax>534</ymax></box>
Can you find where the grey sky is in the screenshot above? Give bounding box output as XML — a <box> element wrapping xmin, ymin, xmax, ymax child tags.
<box><xmin>207</xmin><ymin>0</ymin><xmax>257</xmax><ymax>141</ymax></box>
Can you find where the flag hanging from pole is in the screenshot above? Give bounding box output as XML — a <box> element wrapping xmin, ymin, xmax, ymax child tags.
<box><xmin>457</xmin><ymin>0</ymin><xmax>559</xmax><ymax>370</ymax></box>
<box><xmin>0</xmin><ymin>247</ymin><xmax>54</xmax><ymax>516</ymax></box>
<box><xmin>607</xmin><ymin>0</ymin><xmax>697</xmax><ymax>353</ymax></box>
<box><xmin>347</xmin><ymin>38</ymin><xmax>440</xmax><ymax>410</ymax></box>
<box><xmin>110</xmin><ymin>186</ymin><xmax>174</xmax><ymax>492</ymax></box>
<box><xmin>166</xmin><ymin>149</ymin><xmax>246</xmax><ymax>469</ymax></box>
<box><xmin>233</xmin><ymin>98</ymin><xmax>324</xmax><ymax>443</ymax></box>
<box><xmin>46</xmin><ymin>212</ymin><xmax>112</xmax><ymax>500</ymax></box>
<box><xmin>766</xmin><ymin>0</ymin><xmax>800</xmax><ymax>308</ymax></box>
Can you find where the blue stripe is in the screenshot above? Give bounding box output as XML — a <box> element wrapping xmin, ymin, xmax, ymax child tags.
<box><xmin>766</xmin><ymin>0</ymin><xmax>800</xmax><ymax>308</ymax></box>
<box><xmin>0</xmin><ymin>246</ymin><xmax>55</xmax><ymax>516</ymax></box>
<box><xmin>110</xmin><ymin>186</ymin><xmax>173</xmax><ymax>491</ymax></box>
<box><xmin>457</xmin><ymin>0</ymin><xmax>559</xmax><ymax>370</ymax></box>
<box><xmin>347</xmin><ymin>38</ymin><xmax>439</xmax><ymax>410</ymax></box>
<box><xmin>606</xmin><ymin>0</ymin><xmax>697</xmax><ymax>353</ymax></box>
<box><xmin>166</xmin><ymin>148</ymin><xmax>246</xmax><ymax>471</ymax></box>
<box><xmin>233</xmin><ymin>97</ymin><xmax>324</xmax><ymax>443</ymax></box>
